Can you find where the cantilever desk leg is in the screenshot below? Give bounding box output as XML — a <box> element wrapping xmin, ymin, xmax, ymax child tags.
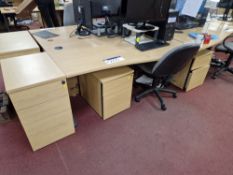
<box><xmin>73</xmin><ymin>112</ymin><xmax>78</xmax><ymax>128</ymax></box>
<box><xmin>2</xmin><ymin>14</ymin><xmax>9</xmax><ymax>32</ymax></box>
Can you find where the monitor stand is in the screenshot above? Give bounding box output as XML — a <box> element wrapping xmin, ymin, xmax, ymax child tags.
<box><xmin>122</xmin><ymin>23</ymin><xmax>164</xmax><ymax>51</ymax></box>
<box><xmin>135</xmin><ymin>23</ymin><xmax>155</xmax><ymax>31</ymax></box>
<box><xmin>75</xmin><ymin>24</ymin><xmax>91</xmax><ymax>36</ymax></box>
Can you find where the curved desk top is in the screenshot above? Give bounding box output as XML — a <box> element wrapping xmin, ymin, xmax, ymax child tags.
<box><xmin>22</xmin><ymin>20</ymin><xmax>233</xmax><ymax>80</ymax></box>
<box><xmin>30</xmin><ymin>26</ymin><xmax>183</xmax><ymax>78</ymax></box>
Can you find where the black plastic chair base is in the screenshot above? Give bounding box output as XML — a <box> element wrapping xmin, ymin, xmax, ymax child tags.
<box><xmin>212</xmin><ymin>67</ymin><xmax>233</xmax><ymax>79</ymax></box>
<box><xmin>135</xmin><ymin>87</ymin><xmax>177</xmax><ymax>111</ymax></box>
<box><xmin>211</xmin><ymin>55</ymin><xmax>233</xmax><ymax>79</ymax></box>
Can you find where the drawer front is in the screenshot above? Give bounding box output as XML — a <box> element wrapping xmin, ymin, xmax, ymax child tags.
<box><xmin>191</xmin><ymin>51</ymin><xmax>212</xmax><ymax>70</ymax></box>
<box><xmin>10</xmin><ymin>80</ymin><xmax>68</xmax><ymax>110</ymax></box>
<box><xmin>102</xmin><ymin>73</ymin><xmax>133</xmax><ymax>119</ymax></box>
<box><xmin>17</xmin><ymin>95</ymin><xmax>74</xmax><ymax>151</ymax></box>
<box><xmin>186</xmin><ymin>65</ymin><xmax>210</xmax><ymax>91</ymax></box>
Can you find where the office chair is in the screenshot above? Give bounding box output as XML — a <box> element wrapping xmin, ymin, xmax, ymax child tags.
<box><xmin>211</xmin><ymin>35</ymin><xmax>233</xmax><ymax>79</ymax></box>
<box><xmin>134</xmin><ymin>43</ymin><xmax>200</xmax><ymax>111</ymax></box>
<box><xmin>63</xmin><ymin>3</ymin><xmax>75</xmax><ymax>26</ymax></box>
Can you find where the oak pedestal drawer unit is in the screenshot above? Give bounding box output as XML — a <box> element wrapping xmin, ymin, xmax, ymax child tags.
<box><xmin>79</xmin><ymin>67</ymin><xmax>134</xmax><ymax>120</ymax></box>
<box><xmin>1</xmin><ymin>53</ymin><xmax>75</xmax><ymax>151</ymax></box>
<box><xmin>172</xmin><ymin>50</ymin><xmax>212</xmax><ymax>91</ymax></box>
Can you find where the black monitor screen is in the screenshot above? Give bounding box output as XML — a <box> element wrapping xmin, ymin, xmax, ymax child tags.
<box><xmin>73</xmin><ymin>0</ymin><xmax>122</xmax><ymax>27</ymax></box>
<box><xmin>121</xmin><ymin>0</ymin><xmax>171</xmax><ymax>22</ymax></box>
<box><xmin>91</xmin><ymin>0</ymin><xmax>122</xmax><ymax>17</ymax></box>
<box><xmin>170</xmin><ymin>0</ymin><xmax>177</xmax><ymax>9</ymax></box>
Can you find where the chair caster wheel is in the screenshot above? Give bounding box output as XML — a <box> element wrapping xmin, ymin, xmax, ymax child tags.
<box><xmin>135</xmin><ymin>97</ymin><xmax>140</xmax><ymax>102</ymax></box>
<box><xmin>161</xmin><ymin>104</ymin><xmax>167</xmax><ymax>111</ymax></box>
<box><xmin>172</xmin><ymin>94</ymin><xmax>177</xmax><ymax>98</ymax></box>
<box><xmin>211</xmin><ymin>75</ymin><xmax>216</xmax><ymax>79</ymax></box>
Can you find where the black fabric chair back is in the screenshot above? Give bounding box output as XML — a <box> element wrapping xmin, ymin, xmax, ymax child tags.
<box><xmin>152</xmin><ymin>43</ymin><xmax>200</xmax><ymax>77</ymax></box>
<box><xmin>223</xmin><ymin>34</ymin><xmax>233</xmax><ymax>53</ymax></box>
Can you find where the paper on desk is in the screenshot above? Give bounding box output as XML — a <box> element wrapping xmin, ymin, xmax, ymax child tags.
<box><xmin>33</xmin><ymin>30</ymin><xmax>59</xmax><ymax>39</ymax></box>
<box><xmin>104</xmin><ymin>56</ymin><xmax>125</xmax><ymax>65</ymax></box>
<box><xmin>168</xmin><ymin>17</ymin><xmax>177</xmax><ymax>23</ymax></box>
<box><xmin>181</xmin><ymin>0</ymin><xmax>203</xmax><ymax>17</ymax></box>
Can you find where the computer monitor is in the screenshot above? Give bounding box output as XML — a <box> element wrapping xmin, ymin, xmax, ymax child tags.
<box><xmin>170</xmin><ymin>0</ymin><xmax>177</xmax><ymax>9</ymax></box>
<box><xmin>73</xmin><ymin>0</ymin><xmax>122</xmax><ymax>27</ymax></box>
<box><xmin>90</xmin><ymin>0</ymin><xmax>122</xmax><ymax>18</ymax></box>
<box><xmin>121</xmin><ymin>0</ymin><xmax>172</xmax><ymax>23</ymax></box>
<box><xmin>73</xmin><ymin>0</ymin><xmax>93</xmax><ymax>28</ymax></box>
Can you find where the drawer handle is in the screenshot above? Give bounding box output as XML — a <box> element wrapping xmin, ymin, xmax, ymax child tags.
<box><xmin>61</xmin><ymin>80</ymin><xmax>66</xmax><ymax>85</ymax></box>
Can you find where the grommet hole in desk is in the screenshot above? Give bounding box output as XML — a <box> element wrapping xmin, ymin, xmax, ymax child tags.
<box><xmin>54</xmin><ymin>46</ymin><xmax>63</xmax><ymax>50</ymax></box>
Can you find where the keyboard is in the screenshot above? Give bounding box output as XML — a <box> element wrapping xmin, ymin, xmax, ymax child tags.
<box><xmin>135</xmin><ymin>42</ymin><xmax>168</xmax><ymax>51</ymax></box>
<box><xmin>176</xmin><ymin>23</ymin><xmax>199</xmax><ymax>30</ymax></box>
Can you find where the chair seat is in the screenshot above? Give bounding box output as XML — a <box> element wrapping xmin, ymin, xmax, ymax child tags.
<box><xmin>215</xmin><ymin>44</ymin><xmax>228</xmax><ymax>52</ymax></box>
<box><xmin>215</xmin><ymin>42</ymin><xmax>233</xmax><ymax>53</ymax></box>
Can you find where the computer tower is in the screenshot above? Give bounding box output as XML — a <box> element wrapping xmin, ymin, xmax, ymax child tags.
<box><xmin>73</xmin><ymin>0</ymin><xmax>93</xmax><ymax>29</ymax></box>
<box><xmin>156</xmin><ymin>9</ymin><xmax>179</xmax><ymax>42</ymax></box>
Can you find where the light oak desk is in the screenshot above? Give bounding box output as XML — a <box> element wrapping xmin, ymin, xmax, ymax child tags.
<box><xmin>0</xmin><ymin>0</ymin><xmax>72</xmax><ymax>14</ymax></box>
<box><xmin>6</xmin><ymin>27</ymin><xmax>182</xmax><ymax>151</ymax></box>
<box><xmin>0</xmin><ymin>31</ymin><xmax>40</xmax><ymax>59</ymax></box>
<box><xmin>30</xmin><ymin>26</ymin><xmax>183</xmax><ymax>78</ymax></box>
<box><xmin>0</xmin><ymin>6</ymin><xmax>63</xmax><ymax>15</ymax></box>
<box><xmin>172</xmin><ymin>21</ymin><xmax>233</xmax><ymax>91</ymax></box>
<box><xmin>30</xmin><ymin>21</ymin><xmax>233</xmax><ymax>90</ymax></box>
<box><xmin>0</xmin><ymin>27</ymin><xmax>183</xmax><ymax>151</ymax></box>
<box><xmin>1</xmin><ymin>21</ymin><xmax>232</xmax><ymax>151</ymax></box>
<box><xmin>0</xmin><ymin>7</ymin><xmax>17</xmax><ymax>14</ymax></box>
